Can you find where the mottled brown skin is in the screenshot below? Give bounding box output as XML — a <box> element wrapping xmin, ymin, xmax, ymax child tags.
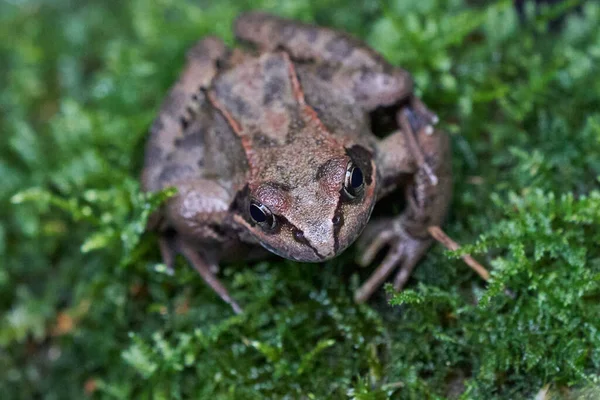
<box><xmin>141</xmin><ymin>12</ymin><xmax>452</xmax><ymax>313</ymax></box>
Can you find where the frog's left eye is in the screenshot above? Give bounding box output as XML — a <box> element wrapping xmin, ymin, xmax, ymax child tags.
<box><xmin>343</xmin><ymin>161</ymin><xmax>365</xmax><ymax>199</ymax></box>
<box><xmin>249</xmin><ymin>201</ymin><xmax>276</xmax><ymax>229</ymax></box>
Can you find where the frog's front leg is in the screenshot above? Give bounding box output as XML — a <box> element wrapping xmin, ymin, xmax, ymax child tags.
<box><xmin>157</xmin><ymin>179</ymin><xmax>243</xmax><ymax>314</ymax></box>
<box><xmin>159</xmin><ymin>233</ymin><xmax>242</xmax><ymax>314</ymax></box>
<box><xmin>354</xmin><ymin>112</ymin><xmax>452</xmax><ymax>303</ymax></box>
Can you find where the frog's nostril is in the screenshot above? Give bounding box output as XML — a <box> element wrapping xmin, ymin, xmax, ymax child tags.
<box><xmin>293</xmin><ymin>228</ymin><xmax>305</xmax><ymax>243</ymax></box>
<box><xmin>332</xmin><ymin>214</ymin><xmax>342</xmax><ymax>226</ymax></box>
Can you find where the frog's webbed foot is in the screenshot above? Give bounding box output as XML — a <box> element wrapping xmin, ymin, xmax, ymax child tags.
<box><xmin>357</xmin><ymin>100</ymin><xmax>452</xmax><ymax>303</ymax></box>
<box><xmin>355</xmin><ymin>218</ymin><xmax>432</xmax><ymax>303</ymax></box>
<box><xmin>158</xmin><ymin>234</ymin><xmax>242</xmax><ymax>314</ymax></box>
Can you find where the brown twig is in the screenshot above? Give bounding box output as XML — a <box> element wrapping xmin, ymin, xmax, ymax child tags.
<box><xmin>427</xmin><ymin>226</ymin><xmax>490</xmax><ymax>281</ymax></box>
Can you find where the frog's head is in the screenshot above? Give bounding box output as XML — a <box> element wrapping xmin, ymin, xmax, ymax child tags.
<box><xmin>233</xmin><ymin>144</ymin><xmax>377</xmax><ymax>262</ymax></box>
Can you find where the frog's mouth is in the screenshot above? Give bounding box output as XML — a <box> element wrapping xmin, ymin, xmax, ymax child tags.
<box><xmin>257</xmin><ymin>238</ymin><xmax>332</xmax><ymax>263</ymax></box>
<box><xmin>258</xmin><ymin>241</ymin><xmax>314</xmax><ymax>262</ymax></box>
<box><xmin>233</xmin><ymin>214</ymin><xmax>337</xmax><ymax>262</ymax></box>
<box><xmin>256</xmin><ymin>199</ymin><xmax>376</xmax><ymax>263</ymax></box>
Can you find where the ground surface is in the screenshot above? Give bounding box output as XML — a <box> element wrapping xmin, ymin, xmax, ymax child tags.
<box><xmin>1</xmin><ymin>0</ymin><xmax>599</xmax><ymax>399</ymax></box>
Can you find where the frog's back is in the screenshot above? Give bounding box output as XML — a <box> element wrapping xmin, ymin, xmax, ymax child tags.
<box><xmin>209</xmin><ymin>51</ymin><xmax>307</xmax><ymax>149</ymax></box>
<box><xmin>294</xmin><ymin>62</ymin><xmax>373</xmax><ymax>145</ymax></box>
<box><xmin>142</xmin><ymin>45</ymin><xmax>372</xmax><ymax>194</ymax></box>
<box><xmin>212</xmin><ymin>51</ymin><xmax>370</xmax><ymax>143</ymax></box>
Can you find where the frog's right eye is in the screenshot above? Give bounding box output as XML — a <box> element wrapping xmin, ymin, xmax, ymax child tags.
<box><xmin>249</xmin><ymin>201</ymin><xmax>276</xmax><ymax>229</ymax></box>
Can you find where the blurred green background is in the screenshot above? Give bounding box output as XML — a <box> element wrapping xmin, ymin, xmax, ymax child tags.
<box><xmin>1</xmin><ymin>0</ymin><xmax>599</xmax><ymax>398</ymax></box>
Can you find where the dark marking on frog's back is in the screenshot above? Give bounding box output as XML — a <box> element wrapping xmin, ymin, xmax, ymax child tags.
<box><xmin>263</xmin><ymin>76</ymin><xmax>286</xmax><ymax>105</ymax></box>
<box><xmin>162</xmin><ymin>90</ymin><xmax>187</xmax><ymax>118</ymax></box>
<box><xmin>280</xmin><ymin>24</ymin><xmax>297</xmax><ymax>41</ymax></box>
<box><xmin>179</xmin><ymin>115</ymin><xmax>190</xmax><ymax>130</ymax></box>
<box><xmin>325</xmin><ymin>35</ymin><xmax>353</xmax><ymax>59</ymax></box>
<box><xmin>212</xmin><ymin>80</ymin><xmax>254</xmax><ymax>119</ymax></box>
<box><xmin>254</xmin><ymin>133</ymin><xmax>279</xmax><ymax>148</ymax></box>
<box><xmin>264</xmin><ymin>54</ymin><xmax>286</xmax><ymax>71</ymax></box>
<box><xmin>149</xmin><ymin>117</ymin><xmax>165</xmax><ymax>136</ymax></box>
<box><xmin>158</xmin><ymin>164</ymin><xmax>195</xmax><ymax>185</ymax></box>
<box><xmin>144</xmin><ymin>143</ymin><xmax>163</xmax><ymax>165</ymax></box>
<box><xmin>305</xmin><ymin>27</ymin><xmax>319</xmax><ymax>43</ymax></box>
<box><xmin>174</xmin><ymin>128</ymin><xmax>205</xmax><ymax>148</ymax></box>
<box><xmin>231</xmin><ymin>95</ymin><xmax>253</xmax><ymax>118</ymax></box>
<box><xmin>316</xmin><ymin>64</ymin><xmax>335</xmax><ymax>81</ymax></box>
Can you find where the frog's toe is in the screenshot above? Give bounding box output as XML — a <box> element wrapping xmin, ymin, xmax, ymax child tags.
<box><xmin>390</xmin><ymin>237</ymin><xmax>431</xmax><ymax>292</ymax></box>
<box><xmin>157</xmin><ymin>234</ymin><xmax>242</xmax><ymax>314</ymax></box>
<box><xmin>354</xmin><ymin>220</ymin><xmax>432</xmax><ymax>303</ymax></box>
<box><xmin>409</xmin><ymin>96</ymin><xmax>439</xmax><ymax>127</ymax></box>
<box><xmin>357</xmin><ymin>225</ymin><xmax>393</xmax><ymax>268</ymax></box>
<box><xmin>158</xmin><ymin>235</ymin><xmax>177</xmax><ymax>276</ymax></box>
<box><xmin>356</xmin><ymin>218</ymin><xmax>398</xmax><ymax>266</ymax></box>
<box><xmin>178</xmin><ymin>240</ymin><xmax>243</xmax><ymax>314</ymax></box>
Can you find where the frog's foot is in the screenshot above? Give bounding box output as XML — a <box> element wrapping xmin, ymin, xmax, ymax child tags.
<box><xmin>354</xmin><ymin>218</ymin><xmax>432</xmax><ymax>303</ymax></box>
<box><xmin>409</xmin><ymin>96</ymin><xmax>439</xmax><ymax>129</ymax></box>
<box><xmin>158</xmin><ymin>235</ymin><xmax>242</xmax><ymax>314</ymax></box>
<box><xmin>158</xmin><ymin>236</ymin><xmax>176</xmax><ymax>276</ymax></box>
<box><xmin>179</xmin><ymin>241</ymin><xmax>242</xmax><ymax>314</ymax></box>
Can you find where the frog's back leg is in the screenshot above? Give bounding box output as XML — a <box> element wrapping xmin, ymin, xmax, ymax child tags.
<box><xmin>234</xmin><ymin>12</ymin><xmax>415</xmax><ymax>111</ymax></box>
<box><xmin>142</xmin><ymin>37</ymin><xmax>229</xmax><ymax>193</ymax></box>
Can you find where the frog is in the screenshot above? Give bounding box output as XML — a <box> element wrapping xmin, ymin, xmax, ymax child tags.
<box><xmin>141</xmin><ymin>12</ymin><xmax>452</xmax><ymax>313</ymax></box>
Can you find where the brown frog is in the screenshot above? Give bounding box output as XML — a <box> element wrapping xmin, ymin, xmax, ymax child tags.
<box><xmin>141</xmin><ymin>12</ymin><xmax>452</xmax><ymax>313</ymax></box>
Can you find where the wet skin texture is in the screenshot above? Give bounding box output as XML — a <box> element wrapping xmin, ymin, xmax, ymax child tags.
<box><xmin>141</xmin><ymin>12</ymin><xmax>452</xmax><ymax>313</ymax></box>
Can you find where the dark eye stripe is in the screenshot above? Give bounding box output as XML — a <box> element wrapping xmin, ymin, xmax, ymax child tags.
<box><xmin>332</xmin><ymin>198</ymin><xmax>345</xmax><ymax>254</ymax></box>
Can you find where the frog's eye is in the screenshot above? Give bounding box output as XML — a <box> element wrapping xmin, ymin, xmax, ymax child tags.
<box><xmin>249</xmin><ymin>201</ymin><xmax>276</xmax><ymax>229</ymax></box>
<box><xmin>342</xmin><ymin>161</ymin><xmax>365</xmax><ymax>199</ymax></box>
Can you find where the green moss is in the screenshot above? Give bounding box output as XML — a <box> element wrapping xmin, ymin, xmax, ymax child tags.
<box><xmin>1</xmin><ymin>0</ymin><xmax>599</xmax><ymax>398</ymax></box>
